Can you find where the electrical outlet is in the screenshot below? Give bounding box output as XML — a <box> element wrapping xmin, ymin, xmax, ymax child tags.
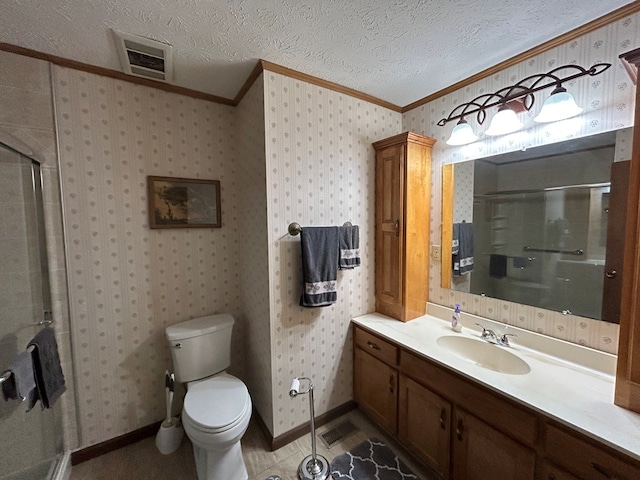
<box><xmin>431</xmin><ymin>245</ymin><xmax>441</xmax><ymax>261</ymax></box>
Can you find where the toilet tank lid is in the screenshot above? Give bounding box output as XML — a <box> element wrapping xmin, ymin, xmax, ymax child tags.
<box><xmin>166</xmin><ymin>314</ymin><xmax>234</xmax><ymax>341</ymax></box>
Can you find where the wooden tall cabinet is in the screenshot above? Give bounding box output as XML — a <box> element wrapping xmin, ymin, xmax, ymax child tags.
<box><xmin>373</xmin><ymin>132</ymin><xmax>436</xmax><ymax>321</ymax></box>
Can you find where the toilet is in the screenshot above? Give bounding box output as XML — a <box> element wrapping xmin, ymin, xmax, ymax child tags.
<box><xmin>166</xmin><ymin>314</ymin><xmax>251</xmax><ymax>480</ymax></box>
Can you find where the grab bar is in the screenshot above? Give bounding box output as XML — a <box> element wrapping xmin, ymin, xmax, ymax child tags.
<box><xmin>31</xmin><ymin>320</ymin><xmax>53</xmax><ymax>327</ymax></box>
<box><xmin>523</xmin><ymin>246</ymin><xmax>584</xmax><ymax>256</ymax></box>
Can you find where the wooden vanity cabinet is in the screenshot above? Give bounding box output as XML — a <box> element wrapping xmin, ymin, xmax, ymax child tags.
<box><xmin>353</xmin><ymin>325</ymin><xmax>640</xmax><ymax>480</ymax></box>
<box><xmin>373</xmin><ymin>132</ymin><xmax>436</xmax><ymax>322</ymax></box>
<box><xmin>401</xmin><ymin>347</ymin><xmax>536</xmax><ymax>480</ymax></box>
<box><xmin>353</xmin><ymin>328</ymin><xmax>398</xmax><ymax>433</ymax></box>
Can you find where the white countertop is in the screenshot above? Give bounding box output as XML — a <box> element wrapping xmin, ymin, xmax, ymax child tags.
<box><xmin>352</xmin><ymin>305</ymin><xmax>640</xmax><ymax>461</ymax></box>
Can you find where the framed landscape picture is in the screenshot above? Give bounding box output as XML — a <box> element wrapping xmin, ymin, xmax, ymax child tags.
<box><xmin>148</xmin><ymin>176</ymin><xmax>221</xmax><ymax>229</ymax></box>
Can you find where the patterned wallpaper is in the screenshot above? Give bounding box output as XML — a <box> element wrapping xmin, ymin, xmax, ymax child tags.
<box><xmin>403</xmin><ymin>12</ymin><xmax>640</xmax><ymax>354</ymax></box>
<box><xmin>52</xmin><ymin>65</ymin><xmax>243</xmax><ymax>446</ymax></box>
<box><xmin>235</xmin><ymin>73</ymin><xmax>274</xmax><ymax>432</ymax></box>
<box><xmin>263</xmin><ymin>71</ymin><xmax>402</xmax><ymax>436</ymax></box>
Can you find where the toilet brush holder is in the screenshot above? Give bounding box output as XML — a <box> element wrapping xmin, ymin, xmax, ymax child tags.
<box><xmin>156</xmin><ymin>371</ymin><xmax>183</xmax><ymax>454</ymax></box>
<box><xmin>289</xmin><ymin>377</ymin><xmax>330</xmax><ymax>480</ymax></box>
<box><xmin>155</xmin><ymin>416</ymin><xmax>184</xmax><ymax>455</ymax></box>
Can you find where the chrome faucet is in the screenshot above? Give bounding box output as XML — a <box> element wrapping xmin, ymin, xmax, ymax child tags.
<box><xmin>476</xmin><ymin>323</ymin><xmax>497</xmax><ymax>342</ymax></box>
<box><xmin>475</xmin><ymin>323</ymin><xmax>517</xmax><ymax>346</ymax></box>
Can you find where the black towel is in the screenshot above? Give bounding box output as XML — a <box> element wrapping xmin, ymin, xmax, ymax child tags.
<box><xmin>489</xmin><ymin>254</ymin><xmax>508</xmax><ymax>279</ymax></box>
<box><xmin>1</xmin><ymin>350</ymin><xmax>38</xmax><ymax>411</ymax></box>
<box><xmin>339</xmin><ymin>225</ymin><xmax>360</xmax><ymax>269</ymax></box>
<box><xmin>299</xmin><ymin>226</ymin><xmax>339</xmax><ymax>307</ymax></box>
<box><xmin>28</xmin><ymin>327</ymin><xmax>66</xmax><ymax>409</ymax></box>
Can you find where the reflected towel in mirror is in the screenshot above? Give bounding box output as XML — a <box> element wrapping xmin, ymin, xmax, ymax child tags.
<box><xmin>453</xmin><ymin>222</ymin><xmax>474</xmax><ymax>276</ymax></box>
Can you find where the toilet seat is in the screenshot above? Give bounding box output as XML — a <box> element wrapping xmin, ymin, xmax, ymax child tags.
<box><xmin>183</xmin><ymin>373</ymin><xmax>251</xmax><ymax>434</ymax></box>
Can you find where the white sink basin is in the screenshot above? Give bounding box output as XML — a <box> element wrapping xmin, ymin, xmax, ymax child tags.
<box><xmin>436</xmin><ymin>336</ymin><xmax>531</xmax><ymax>375</ymax></box>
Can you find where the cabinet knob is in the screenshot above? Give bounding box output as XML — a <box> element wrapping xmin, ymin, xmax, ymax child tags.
<box><xmin>367</xmin><ymin>341</ymin><xmax>381</xmax><ymax>351</ymax></box>
<box><xmin>395</xmin><ymin>219</ymin><xmax>400</xmax><ymax>236</ymax></box>
<box><xmin>439</xmin><ymin>408</ymin><xmax>446</xmax><ymax>430</ymax></box>
<box><xmin>605</xmin><ymin>270</ymin><xmax>617</xmax><ymax>278</ymax></box>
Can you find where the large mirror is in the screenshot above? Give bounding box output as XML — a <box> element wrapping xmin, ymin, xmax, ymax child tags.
<box><xmin>441</xmin><ymin>129</ymin><xmax>632</xmax><ymax>323</ymax></box>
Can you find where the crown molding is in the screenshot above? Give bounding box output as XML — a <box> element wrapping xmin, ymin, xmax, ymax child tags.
<box><xmin>0</xmin><ymin>42</ymin><xmax>235</xmax><ymax>105</ymax></box>
<box><xmin>259</xmin><ymin>60</ymin><xmax>403</xmax><ymax>112</ymax></box>
<box><xmin>402</xmin><ymin>1</ymin><xmax>640</xmax><ymax>113</ymax></box>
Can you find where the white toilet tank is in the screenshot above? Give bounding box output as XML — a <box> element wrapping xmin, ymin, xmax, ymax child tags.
<box><xmin>166</xmin><ymin>313</ymin><xmax>234</xmax><ymax>383</ymax></box>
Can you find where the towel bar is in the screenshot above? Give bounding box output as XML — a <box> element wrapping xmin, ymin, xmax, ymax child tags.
<box><xmin>288</xmin><ymin>221</ymin><xmax>353</xmax><ymax>236</ymax></box>
<box><xmin>523</xmin><ymin>246</ymin><xmax>584</xmax><ymax>255</ymax></box>
<box><xmin>30</xmin><ymin>319</ymin><xmax>53</xmax><ymax>327</ymax></box>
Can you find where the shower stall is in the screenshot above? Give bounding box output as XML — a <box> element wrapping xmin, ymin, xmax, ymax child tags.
<box><xmin>0</xmin><ymin>141</ymin><xmax>65</xmax><ymax>480</ymax></box>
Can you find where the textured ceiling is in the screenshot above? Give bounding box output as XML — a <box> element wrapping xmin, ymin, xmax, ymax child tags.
<box><xmin>2</xmin><ymin>0</ymin><xmax>635</xmax><ymax>106</ymax></box>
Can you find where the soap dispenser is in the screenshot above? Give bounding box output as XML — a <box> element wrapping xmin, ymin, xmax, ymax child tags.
<box><xmin>451</xmin><ymin>304</ymin><xmax>462</xmax><ymax>332</ymax></box>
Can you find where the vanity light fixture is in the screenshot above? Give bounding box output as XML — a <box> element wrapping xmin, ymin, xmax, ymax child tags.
<box><xmin>438</xmin><ymin>62</ymin><xmax>611</xmax><ymax>145</ymax></box>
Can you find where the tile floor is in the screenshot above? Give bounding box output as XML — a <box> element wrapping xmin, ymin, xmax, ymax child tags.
<box><xmin>69</xmin><ymin>408</ymin><xmax>436</xmax><ymax>480</ymax></box>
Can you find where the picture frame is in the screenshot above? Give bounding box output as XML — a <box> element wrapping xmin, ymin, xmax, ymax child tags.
<box><xmin>148</xmin><ymin>176</ymin><xmax>221</xmax><ymax>229</ymax></box>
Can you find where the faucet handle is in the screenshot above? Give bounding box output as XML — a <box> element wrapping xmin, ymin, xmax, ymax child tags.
<box><xmin>500</xmin><ymin>333</ymin><xmax>517</xmax><ymax>346</ymax></box>
<box><xmin>475</xmin><ymin>323</ymin><xmax>493</xmax><ymax>339</ymax></box>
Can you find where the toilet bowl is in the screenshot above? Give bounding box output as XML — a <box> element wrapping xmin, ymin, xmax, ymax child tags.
<box><xmin>182</xmin><ymin>373</ymin><xmax>252</xmax><ymax>480</ymax></box>
<box><xmin>165</xmin><ymin>314</ymin><xmax>251</xmax><ymax>480</ymax></box>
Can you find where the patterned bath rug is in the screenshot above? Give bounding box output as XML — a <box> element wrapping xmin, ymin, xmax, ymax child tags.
<box><xmin>330</xmin><ymin>438</ymin><xmax>419</xmax><ymax>480</ymax></box>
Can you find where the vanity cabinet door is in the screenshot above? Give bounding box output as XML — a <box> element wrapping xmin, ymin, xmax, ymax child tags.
<box><xmin>398</xmin><ymin>375</ymin><xmax>451</xmax><ymax>478</ymax></box>
<box><xmin>354</xmin><ymin>347</ymin><xmax>398</xmax><ymax>433</ymax></box>
<box><xmin>374</xmin><ymin>141</ymin><xmax>404</xmax><ymax>318</ymax></box>
<box><xmin>452</xmin><ymin>408</ymin><xmax>536</xmax><ymax>480</ymax></box>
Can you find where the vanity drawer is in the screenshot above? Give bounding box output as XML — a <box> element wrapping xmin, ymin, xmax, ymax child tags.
<box><xmin>544</xmin><ymin>424</ymin><xmax>640</xmax><ymax>480</ymax></box>
<box><xmin>400</xmin><ymin>349</ymin><xmax>537</xmax><ymax>446</ymax></box>
<box><xmin>354</xmin><ymin>326</ymin><xmax>398</xmax><ymax>366</ymax></box>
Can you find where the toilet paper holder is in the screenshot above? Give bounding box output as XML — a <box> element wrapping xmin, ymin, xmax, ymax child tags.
<box><xmin>289</xmin><ymin>377</ymin><xmax>330</xmax><ymax>480</ymax></box>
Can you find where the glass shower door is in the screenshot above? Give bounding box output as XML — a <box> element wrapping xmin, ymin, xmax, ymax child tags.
<box><xmin>0</xmin><ymin>143</ymin><xmax>62</xmax><ymax>480</ymax></box>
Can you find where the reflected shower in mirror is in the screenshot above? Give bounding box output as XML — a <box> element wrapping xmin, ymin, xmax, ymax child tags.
<box><xmin>441</xmin><ymin>129</ymin><xmax>632</xmax><ymax>323</ymax></box>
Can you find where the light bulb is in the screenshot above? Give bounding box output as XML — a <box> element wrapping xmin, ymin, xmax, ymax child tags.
<box><xmin>534</xmin><ymin>86</ymin><xmax>583</xmax><ymax>123</ymax></box>
<box><xmin>446</xmin><ymin>118</ymin><xmax>478</xmax><ymax>146</ymax></box>
<box><xmin>485</xmin><ymin>105</ymin><xmax>523</xmax><ymax>136</ymax></box>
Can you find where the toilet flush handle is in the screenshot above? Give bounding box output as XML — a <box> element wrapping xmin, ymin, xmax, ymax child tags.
<box><xmin>173</xmin><ymin>343</ymin><xmax>182</xmax><ymax>349</ymax></box>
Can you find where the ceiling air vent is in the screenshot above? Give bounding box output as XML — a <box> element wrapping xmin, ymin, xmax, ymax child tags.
<box><xmin>112</xmin><ymin>29</ymin><xmax>173</xmax><ymax>82</ymax></box>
